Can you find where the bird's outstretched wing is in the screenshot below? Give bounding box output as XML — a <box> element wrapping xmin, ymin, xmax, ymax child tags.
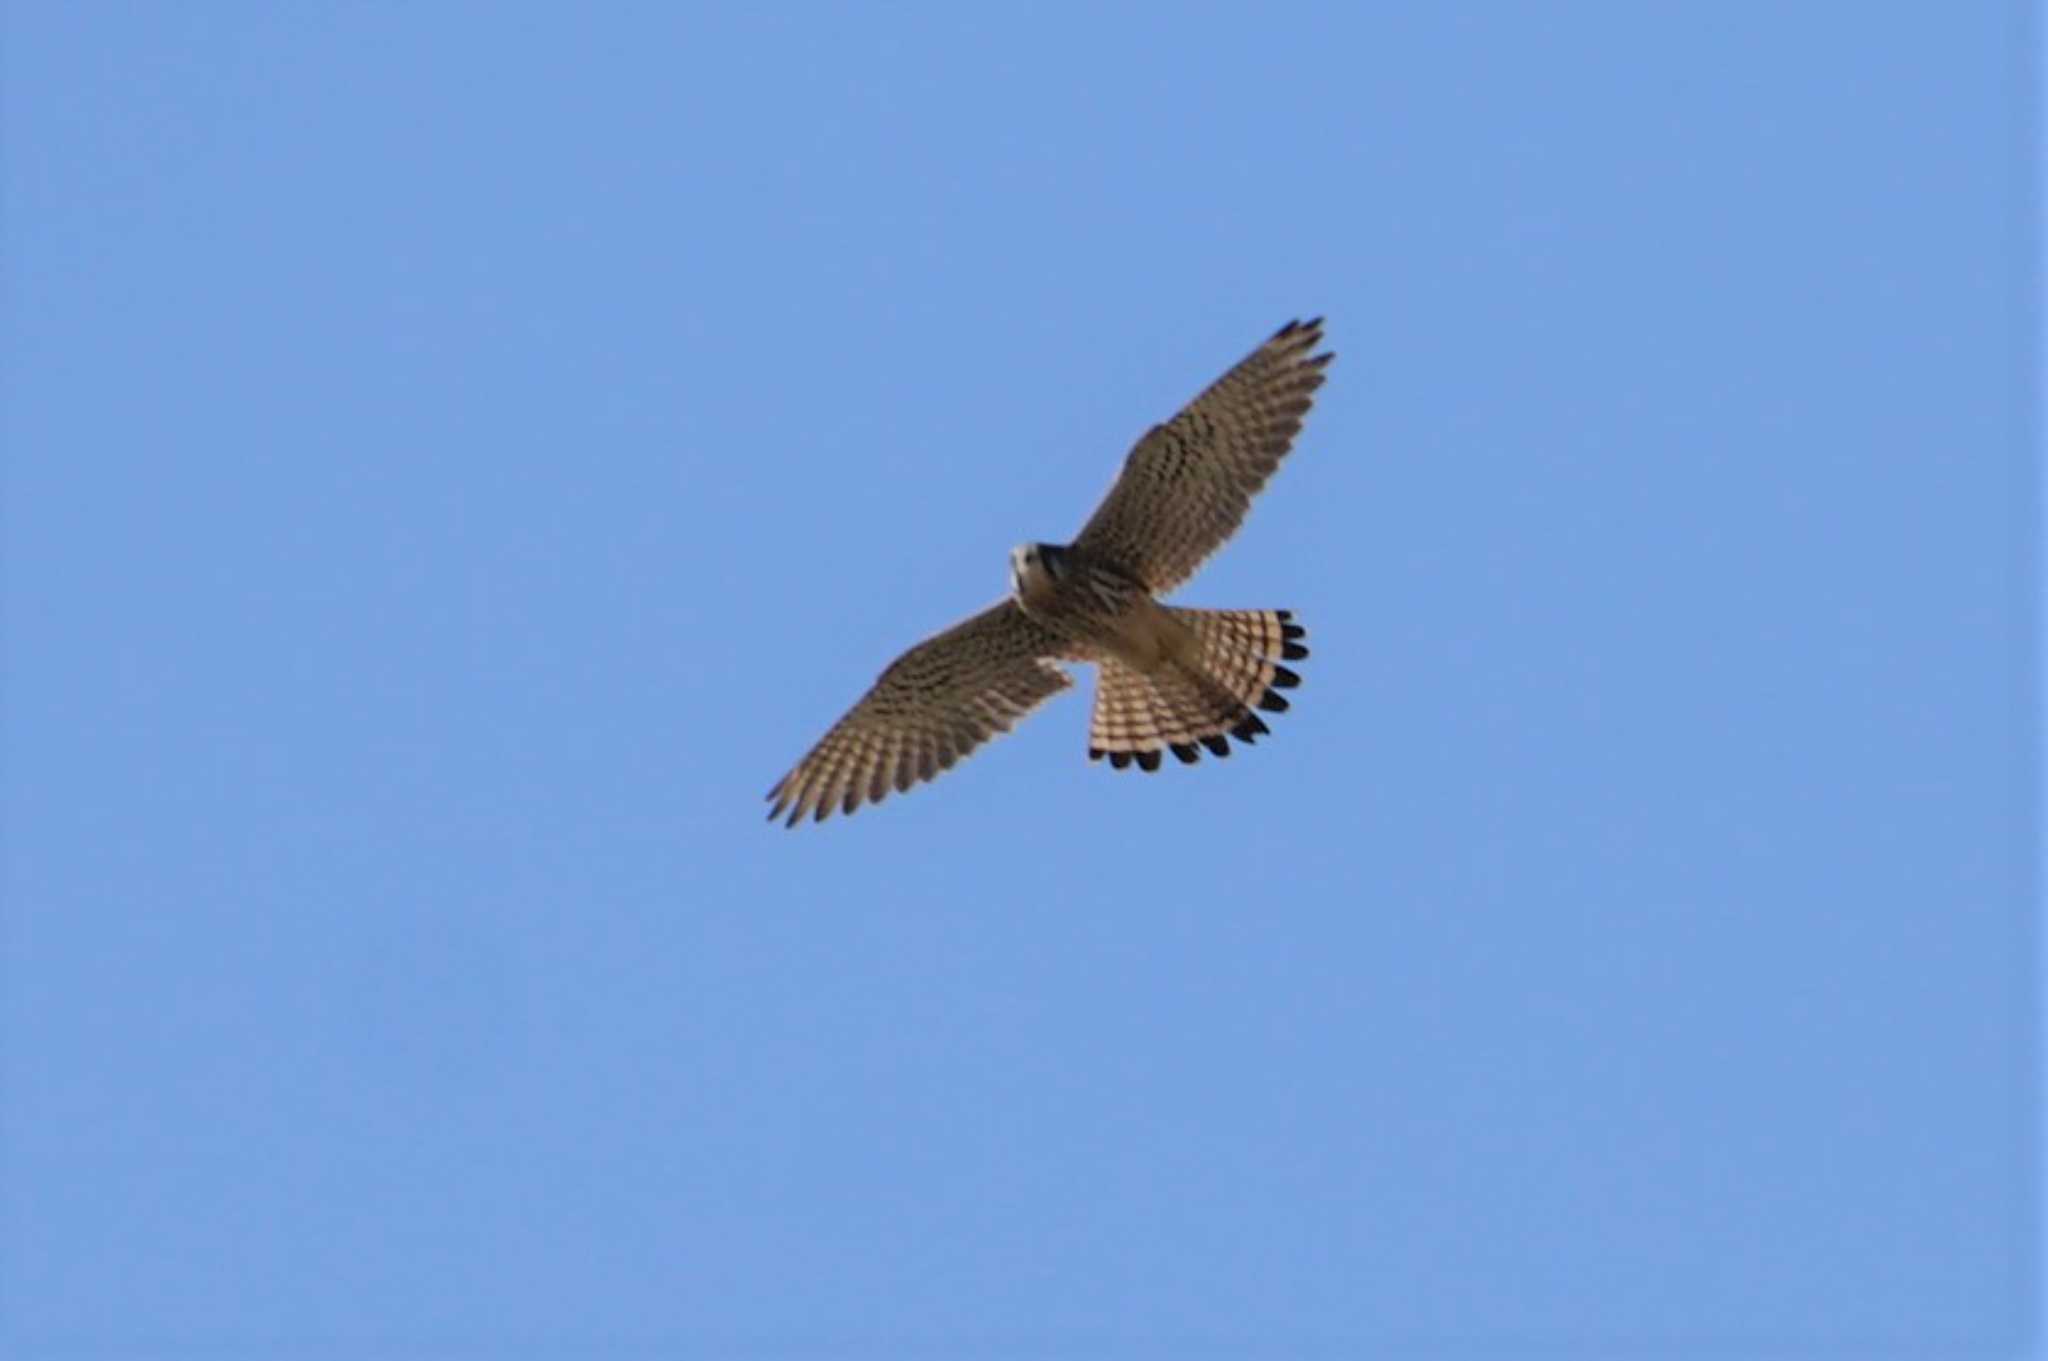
<box><xmin>765</xmin><ymin>601</ymin><xmax>1073</xmax><ymax>826</ymax></box>
<box><xmin>1072</xmin><ymin>318</ymin><xmax>1332</xmax><ymax>594</ymax></box>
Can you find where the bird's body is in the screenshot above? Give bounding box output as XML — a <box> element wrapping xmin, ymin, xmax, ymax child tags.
<box><xmin>1008</xmin><ymin>543</ymin><xmax>1177</xmax><ymax>671</ymax></box>
<box><xmin>767</xmin><ymin>318</ymin><xmax>1331</xmax><ymax>825</ymax></box>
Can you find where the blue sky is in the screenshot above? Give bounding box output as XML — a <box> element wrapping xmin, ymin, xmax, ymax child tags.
<box><xmin>2</xmin><ymin>4</ymin><xmax>2035</xmax><ymax>1356</ymax></box>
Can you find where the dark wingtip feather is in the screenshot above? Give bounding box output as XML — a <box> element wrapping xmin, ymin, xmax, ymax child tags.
<box><xmin>1171</xmin><ymin>742</ymin><xmax>1201</xmax><ymax>765</ymax></box>
<box><xmin>1280</xmin><ymin>619</ymin><xmax>1304</xmax><ymax>639</ymax></box>
<box><xmin>1135</xmin><ymin>749</ymin><xmax>1162</xmax><ymax>773</ymax></box>
<box><xmin>1282</xmin><ymin>641</ymin><xmax>1309</xmax><ymax>661</ymax></box>
<box><xmin>1109</xmin><ymin>750</ymin><xmax>1132</xmax><ymax>770</ymax></box>
<box><xmin>1256</xmin><ymin>690</ymin><xmax>1290</xmax><ymax>713</ymax></box>
<box><xmin>1275</xmin><ymin>609</ymin><xmax>1293</xmax><ymax>622</ymax></box>
<box><xmin>1088</xmin><ymin>747</ymin><xmax>1105</xmax><ymax>761</ymax></box>
<box><xmin>1200</xmin><ymin>734</ymin><xmax>1231</xmax><ymax>758</ymax></box>
<box><xmin>1230</xmin><ymin>712</ymin><xmax>1268</xmax><ymax>742</ymax></box>
<box><xmin>1270</xmin><ymin>664</ymin><xmax>1301</xmax><ymax>689</ymax></box>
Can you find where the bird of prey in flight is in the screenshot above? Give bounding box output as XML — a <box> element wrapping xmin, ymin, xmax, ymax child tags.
<box><xmin>767</xmin><ymin>318</ymin><xmax>1330</xmax><ymax>827</ymax></box>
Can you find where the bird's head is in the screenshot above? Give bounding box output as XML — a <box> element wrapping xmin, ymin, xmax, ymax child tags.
<box><xmin>1008</xmin><ymin>542</ymin><xmax>1066</xmax><ymax>601</ymax></box>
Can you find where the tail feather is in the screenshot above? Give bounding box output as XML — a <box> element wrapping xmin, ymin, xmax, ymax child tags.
<box><xmin>1087</xmin><ymin>608</ymin><xmax>1307</xmax><ymax>769</ymax></box>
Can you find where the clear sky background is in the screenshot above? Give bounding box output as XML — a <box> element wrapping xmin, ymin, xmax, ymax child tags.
<box><xmin>2</xmin><ymin>5</ymin><xmax>2035</xmax><ymax>1357</ymax></box>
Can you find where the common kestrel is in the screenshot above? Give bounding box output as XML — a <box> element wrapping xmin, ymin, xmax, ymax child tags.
<box><xmin>767</xmin><ymin>318</ymin><xmax>1330</xmax><ymax>826</ymax></box>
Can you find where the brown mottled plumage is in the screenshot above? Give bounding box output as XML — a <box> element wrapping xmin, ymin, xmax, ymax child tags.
<box><xmin>767</xmin><ymin>319</ymin><xmax>1331</xmax><ymax>827</ymax></box>
<box><xmin>764</xmin><ymin>603</ymin><xmax>1072</xmax><ymax>826</ymax></box>
<box><xmin>1074</xmin><ymin>319</ymin><xmax>1330</xmax><ymax>593</ymax></box>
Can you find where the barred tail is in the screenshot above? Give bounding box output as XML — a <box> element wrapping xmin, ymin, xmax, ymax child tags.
<box><xmin>1087</xmin><ymin>609</ymin><xmax>1307</xmax><ymax>770</ymax></box>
